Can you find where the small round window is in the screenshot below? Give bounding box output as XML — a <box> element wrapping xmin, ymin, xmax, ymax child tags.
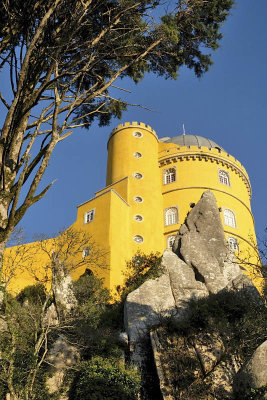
<box><xmin>134</xmin><ymin>152</ymin><xmax>142</xmax><ymax>158</ymax></box>
<box><xmin>134</xmin><ymin>214</ymin><xmax>143</xmax><ymax>222</ymax></box>
<box><xmin>133</xmin><ymin>131</ymin><xmax>143</xmax><ymax>138</ymax></box>
<box><xmin>134</xmin><ymin>196</ymin><xmax>143</xmax><ymax>203</ymax></box>
<box><xmin>133</xmin><ymin>172</ymin><xmax>143</xmax><ymax>179</ymax></box>
<box><xmin>133</xmin><ymin>235</ymin><xmax>144</xmax><ymax>243</ymax></box>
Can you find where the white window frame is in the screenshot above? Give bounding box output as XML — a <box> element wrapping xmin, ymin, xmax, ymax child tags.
<box><xmin>133</xmin><ymin>235</ymin><xmax>144</xmax><ymax>243</ymax></box>
<box><xmin>84</xmin><ymin>209</ymin><xmax>95</xmax><ymax>224</ymax></box>
<box><xmin>227</xmin><ymin>236</ymin><xmax>239</xmax><ymax>252</ymax></box>
<box><xmin>218</xmin><ymin>169</ymin><xmax>230</xmax><ymax>186</ymax></box>
<box><xmin>223</xmin><ymin>208</ymin><xmax>236</xmax><ymax>228</ymax></box>
<box><xmin>164</xmin><ymin>206</ymin><xmax>179</xmax><ymax>226</ymax></box>
<box><xmin>133</xmin><ymin>172</ymin><xmax>143</xmax><ymax>179</ymax></box>
<box><xmin>134</xmin><ymin>214</ymin><xmax>144</xmax><ymax>222</ymax></box>
<box><xmin>133</xmin><ymin>131</ymin><xmax>143</xmax><ymax>138</ymax></box>
<box><xmin>163</xmin><ymin>167</ymin><xmax>176</xmax><ymax>185</ymax></box>
<box><xmin>134</xmin><ymin>196</ymin><xmax>143</xmax><ymax>203</ymax></box>
<box><xmin>133</xmin><ymin>152</ymin><xmax>142</xmax><ymax>158</ymax></box>
<box><xmin>82</xmin><ymin>246</ymin><xmax>90</xmax><ymax>258</ymax></box>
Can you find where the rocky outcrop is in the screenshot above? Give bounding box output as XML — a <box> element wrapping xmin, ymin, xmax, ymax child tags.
<box><xmin>46</xmin><ymin>261</ymin><xmax>80</xmax><ymax>398</ymax></box>
<box><xmin>235</xmin><ymin>340</ymin><xmax>267</xmax><ymax>397</ymax></box>
<box><xmin>149</xmin><ymin>327</ymin><xmax>242</xmax><ymax>400</ymax></box>
<box><xmin>193</xmin><ymin>331</ymin><xmax>225</xmax><ymax>375</ymax></box>
<box><xmin>46</xmin><ymin>335</ymin><xmax>80</xmax><ymax>397</ymax></box>
<box><xmin>125</xmin><ymin>192</ymin><xmax>256</xmax><ymax>347</ymax></box>
<box><xmin>173</xmin><ymin>191</ymin><xmax>239</xmax><ymax>293</ymax></box>
<box><xmin>124</xmin><ymin>249</ymin><xmax>210</xmax><ymax>361</ymax></box>
<box><xmin>125</xmin><ymin>272</ymin><xmax>176</xmax><ymax>346</ymax></box>
<box><xmin>51</xmin><ymin>257</ymin><xmax>78</xmax><ymax>319</ymax></box>
<box><xmin>124</xmin><ymin>191</ymin><xmax>264</xmax><ymax>399</ymax></box>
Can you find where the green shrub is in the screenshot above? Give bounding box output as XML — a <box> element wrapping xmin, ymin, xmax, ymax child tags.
<box><xmin>73</xmin><ymin>271</ymin><xmax>110</xmax><ymax>306</ymax></box>
<box><xmin>70</xmin><ymin>357</ymin><xmax>141</xmax><ymax>400</ymax></box>
<box><xmin>235</xmin><ymin>386</ymin><xmax>267</xmax><ymax>400</ymax></box>
<box><xmin>16</xmin><ymin>283</ymin><xmax>47</xmax><ymax>305</ymax></box>
<box><xmin>118</xmin><ymin>251</ymin><xmax>163</xmax><ymax>299</ymax></box>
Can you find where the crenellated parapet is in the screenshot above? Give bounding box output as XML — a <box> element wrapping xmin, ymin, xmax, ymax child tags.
<box><xmin>107</xmin><ymin>121</ymin><xmax>158</xmax><ymax>147</ymax></box>
<box><xmin>158</xmin><ymin>145</ymin><xmax>252</xmax><ymax>199</ymax></box>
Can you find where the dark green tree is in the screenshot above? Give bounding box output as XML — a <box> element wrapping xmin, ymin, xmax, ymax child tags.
<box><xmin>70</xmin><ymin>357</ymin><xmax>141</xmax><ymax>400</ymax></box>
<box><xmin>0</xmin><ymin>0</ymin><xmax>234</xmax><ymax>279</ymax></box>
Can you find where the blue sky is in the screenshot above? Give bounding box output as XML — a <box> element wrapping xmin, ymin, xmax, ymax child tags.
<box><xmin>1</xmin><ymin>0</ymin><xmax>267</xmax><ymax>241</ymax></box>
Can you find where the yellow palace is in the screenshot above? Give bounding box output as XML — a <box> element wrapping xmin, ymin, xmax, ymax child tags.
<box><xmin>5</xmin><ymin>122</ymin><xmax>258</xmax><ymax>292</ymax></box>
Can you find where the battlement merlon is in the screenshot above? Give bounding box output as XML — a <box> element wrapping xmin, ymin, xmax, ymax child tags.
<box><xmin>107</xmin><ymin>121</ymin><xmax>158</xmax><ymax>148</ymax></box>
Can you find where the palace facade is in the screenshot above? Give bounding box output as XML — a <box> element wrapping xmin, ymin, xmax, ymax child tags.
<box><xmin>5</xmin><ymin>122</ymin><xmax>259</xmax><ymax>293</ymax></box>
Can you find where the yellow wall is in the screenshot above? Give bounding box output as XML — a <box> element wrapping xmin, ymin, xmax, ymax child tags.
<box><xmin>3</xmin><ymin>122</ymin><xmax>260</xmax><ymax>294</ymax></box>
<box><xmin>4</xmin><ymin>238</ymin><xmax>53</xmax><ymax>294</ymax></box>
<box><xmin>108</xmin><ymin>190</ymin><xmax>130</xmax><ymax>290</ymax></box>
<box><xmin>107</xmin><ymin>122</ymin><xmax>165</xmax><ymax>258</ymax></box>
<box><xmin>96</xmin><ymin>176</ymin><xmax>129</xmax><ymax>203</ymax></box>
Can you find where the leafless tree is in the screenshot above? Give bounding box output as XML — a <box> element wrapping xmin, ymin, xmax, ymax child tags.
<box><xmin>1</xmin><ymin>227</ymin><xmax>108</xmax><ymax>400</ymax></box>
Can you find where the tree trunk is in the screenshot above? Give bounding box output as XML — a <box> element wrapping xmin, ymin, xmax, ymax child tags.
<box><xmin>0</xmin><ymin>239</ymin><xmax>7</xmax><ymax>303</ymax></box>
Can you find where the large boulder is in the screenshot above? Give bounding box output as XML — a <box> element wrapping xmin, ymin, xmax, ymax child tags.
<box><xmin>124</xmin><ymin>191</ymin><xmax>255</xmax><ymax>348</ymax></box>
<box><xmin>46</xmin><ymin>335</ymin><xmax>80</xmax><ymax>398</ymax></box>
<box><xmin>149</xmin><ymin>326</ymin><xmax>240</xmax><ymax>400</ymax></box>
<box><xmin>125</xmin><ymin>273</ymin><xmax>176</xmax><ymax>345</ymax></box>
<box><xmin>235</xmin><ymin>340</ymin><xmax>267</xmax><ymax>397</ymax></box>
<box><xmin>124</xmin><ymin>250</ymin><xmax>209</xmax><ymax>346</ymax></box>
<box><xmin>173</xmin><ymin>191</ymin><xmax>238</xmax><ymax>293</ymax></box>
<box><xmin>51</xmin><ymin>257</ymin><xmax>78</xmax><ymax>319</ymax></box>
<box><xmin>163</xmin><ymin>249</ymin><xmax>209</xmax><ymax>306</ymax></box>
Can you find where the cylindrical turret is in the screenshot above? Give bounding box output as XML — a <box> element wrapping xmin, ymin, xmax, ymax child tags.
<box><xmin>107</xmin><ymin>122</ymin><xmax>165</xmax><ymax>255</ymax></box>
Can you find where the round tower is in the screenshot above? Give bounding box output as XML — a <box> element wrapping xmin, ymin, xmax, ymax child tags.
<box><xmin>107</xmin><ymin>122</ymin><xmax>165</xmax><ymax>255</ymax></box>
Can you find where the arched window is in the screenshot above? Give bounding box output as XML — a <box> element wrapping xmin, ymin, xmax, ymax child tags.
<box><xmin>219</xmin><ymin>169</ymin><xmax>230</xmax><ymax>186</ymax></box>
<box><xmin>228</xmin><ymin>237</ymin><xmax>239</xmax><ymax>251</ymax></box>
<box><xmin>165</xmin><ymin>207</ymin><xmax>178</xmax><ymax>226</ymax></box>
<box><xmin>164</xmin><ymin>168</ymin><xmax>176</xmax><ymax>184</ymax></box>
<box><xmin>167</xmin><ymin>236</ymin><xmax>176</xmax><ymax>248</ymax></box>
<box><xmin>223</xmin><ymin>209</ymin><xmax>236</xmax><ymax>228</ymax></box>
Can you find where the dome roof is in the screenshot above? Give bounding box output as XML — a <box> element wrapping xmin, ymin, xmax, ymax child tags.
<box><xmin>162</xmin><ymin>135</ymin><xmax>225</xmax><ymax>151</ymax></box>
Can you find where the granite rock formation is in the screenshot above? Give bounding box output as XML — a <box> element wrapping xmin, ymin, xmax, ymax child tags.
<box><xmin>46</xmin><ymin>261</ymin><xmax>80</xmax><ymax>398</ymax></box>
<box><xmin>51</xmin><ymin>256</ymin><xmax>78</xmax><ymax>319</ymax></box>
<box><xmin>125</xmin><ymin>192</ymin><xmax>256</xmax><ymax>347</ymax></box>
<box><xmin>235</xmin><ymin>340</ymin><xmax>267</xmax><ymax>398</ymax></box>
<box><xmin>124</xmin><ymin>191</ymin><xmax>265</xmax><ymax>399</ymax></box>
<box><xmin>46</xmin><ymin>335</ymin><xmax>80</xmax><ymax>398</ymax></box>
